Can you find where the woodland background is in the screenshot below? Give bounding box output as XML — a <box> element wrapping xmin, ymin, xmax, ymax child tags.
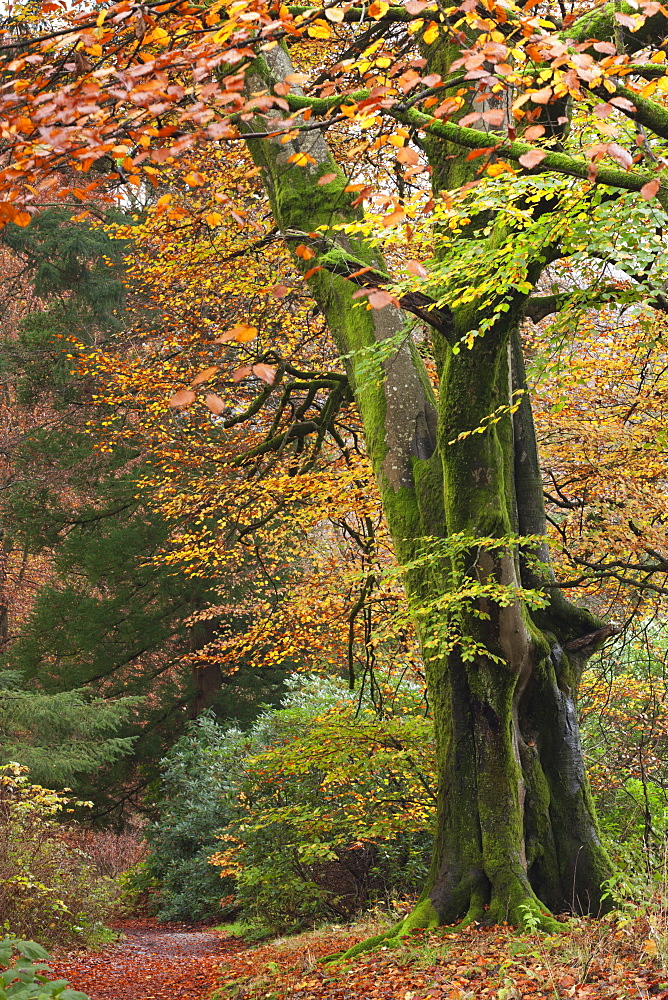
<box><xmin>3</xmin><ymin>0</ymin><xmax>668</xmax><ymax>993</ymax></box>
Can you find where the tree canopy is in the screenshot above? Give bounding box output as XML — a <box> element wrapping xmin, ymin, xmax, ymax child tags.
<box><xmin>2</xmin><ymin>0</ymin><xmax>668</xmax><ymax>933</ymax></box>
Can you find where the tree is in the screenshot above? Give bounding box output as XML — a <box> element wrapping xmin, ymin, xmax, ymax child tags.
<box><xmin>3</xmin><ymin>0</ymin><xmax>668</xmax><ymax>929</ymax></box>
<box><xmin>0</xmin><ymin>206</ymin><xmax>291</xmax><ymax>817</ymax></box>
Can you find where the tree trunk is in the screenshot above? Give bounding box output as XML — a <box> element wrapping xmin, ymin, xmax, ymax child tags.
<box><xmin>242</xmin><ymin>42</ymin><xmax>614</xmax><ymax>929</ymax></box>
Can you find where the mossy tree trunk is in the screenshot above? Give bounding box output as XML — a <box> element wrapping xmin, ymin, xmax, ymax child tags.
<box><xmin>241</xmin><ymin>36</ymin><xmax>615</xmax><ymax>928</ymax></box>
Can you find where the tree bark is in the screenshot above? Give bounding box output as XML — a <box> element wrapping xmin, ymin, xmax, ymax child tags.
<box><xmin>241</xmin><ymin>37</ymin><xmax>614</xmax><ymax>931</ymax></box>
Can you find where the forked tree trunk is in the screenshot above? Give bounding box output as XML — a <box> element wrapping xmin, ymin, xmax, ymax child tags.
<box><xmin>242</xmin><ymin>42</ymin><xmax>614</xmax><ymax>930</ymax></box>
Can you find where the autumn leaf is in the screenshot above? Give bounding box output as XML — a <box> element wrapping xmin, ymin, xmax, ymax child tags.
<box><xmin>368</xmin><ymin>289</ymin><xmax>396</xmax><ymax>308</ymax></box>
<box><xmin>307</xmin><ymin>19</ymin><xmax>331</xmax><ymax>37</ymax></box>
<box><xmin>214</xmin><ymin>323</ymin><xmax>258</xmax><ymax>344</ymax></box>
<box><xmin>190</xmin><ymin>366</ymin><xmax>219</xmax><ymax>387</ymax></box>
<box><xmin>641</xmin><ymin>179</ymin><xmax>660</xmax><ymax>200</ymax></box>
<box><xmin>407</xmin><ymin>260</ymin><xmax>428</xmax><ymax>277</ymax></box>
<box><xmin>252</xmin><ymin>363</ymin><xmax>277</xmax><ymax>384</ymax></box>
<box><xmin>325</xmin><ymin>7</ymin><xmax>345</xmax><ymax>21</ymax></box>
<box><xmin>271</xmin><ymin>284</ymin><xmax>290</xmax><ymax>297</ymax></box>
<box><xmin>317</xmin><ymin>172</ymin><xmax>338</xmax><ymax>186</ymax></box>
<box><xmin>296</xmin><ymin>244</ymin><xmax>315</xmax><ymax>260</ymax></box>
<box><xmin>287</xmin><ymin>152</ymin><xmax>317</xmax><ymax>167</ymax></box>
<box><xmin>530</xmin><ymin>86</ymin><xmax>553</xmax><ymax>104</ymax></box>
<box><xmin>205</xmin><ymin>393</ymin><xmax>227</xmax><ymax>414</ymax></box>
<box><xmin>518</xmin><ymin>149</ymin><xmax>548</xmax><ymax>169</ymax></box>
<box><xmin>382</xmin><ymin>209</ymin><xmax>406</xmax><ymax>227</ymax></box>
<box><xmin>168</xmin><ymin>389</ymin><xmax>196</xmax><ymax>408</ymax></box>
<box><xmin>422</xmin><ymin>21</ymin><xmax>439</xmax><ymax>43</ymax></box>
<box><xmin>396</xmin><ymin>146</ymin><xmax>419</xmax><ymax>166</ymax></box>
<box><xmin>231</xmin><ymin>365</ymin><xmax>253</xmax><ymax>382</ymax></box>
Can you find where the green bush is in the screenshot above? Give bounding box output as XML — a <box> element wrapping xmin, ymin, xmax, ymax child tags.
<box><xmin>0</xmin><ymin>764</ymin><xmax>116</xmax><ymax>948</ymax></box>
<box><xmin>131</xmin><ymin>712</ymin><xmax>242</xmax><ymax>922</ymax></box>
<box><xmin>0</xmin><ymin>938</ymin><xmax>88</xmax><ymax>1000</ymax></box>
<box><xmin>145</xmin><ymin>676</ymin><xmax>434</xmax><ymax>931</ymax></box>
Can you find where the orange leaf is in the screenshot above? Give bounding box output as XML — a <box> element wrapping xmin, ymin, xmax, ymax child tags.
<box><xmin>215</xmin><ymin>323</ymin><xmax>258</xmax><ymax>344</ymax></box>
<box><xmin>190</xmin><ymin>366</ymin><xmax>219</xmax><ymax>387</ymax></box>
<box><xmin>232</xmin><ymin>365</ymin><xmax>253</xmax><ymax>382</ymax></box>
<box><xmin>407</xmin><ymin>259</ymin><xmax>428</xmax><ymax>277</ymax></box>
<box><xmin>205</xmin><ymin>393</ymin><xmax>227</xmax><ymax>415</ymax></box>
<box><xmin>287</xmin><ymin>151</ymin><xmax>317</xmax><ymax>166</ymax></box>
<box><xmin>530</xmin><ymin>86</ymin><xmax>553</xmax><ymax>104</ymax></box>
<box><xmin>317</xmin><ymin>172</ymin><xmax>338</xmax><ymax>185</ymax></box>
<box><xmin>168</xmin><ymin>389</ymin><xmax>196</xmax><ymax>409</ymax></box>
<box><xmin>303</xmin><ymin>265</ymin><xmax>323</xmax><ymax>279</ymax></box>
<box><xmin>641</xmin><ymin>179</ymin><xmax>660</xmax><ymax>200</ymax></box>
<box><xmin>272</xmin><ymin>284</ymin><xmax>290</xmax><ymax>297</ymax></box>
<box><xmin>382</xmin><ymin>209</ymin><xmax>406</xmax><ymax>227</ymax></box>
<box><xmin>396</xmin><ymin>146</ymin><xmax>419</xmax><ymax>165</ymax></box>
<box><xmin>296</xmin><ymin>244</ymin><xmax>315</xmax><ymax>259</ymax></box>
<box><xmin>369</xmin><ymin>0</ymin><xmax>389</xmax><ymax>15</ymax></box>
<box><xmin>184</xmin><ymin>171</ymin><xmax>205</xmax><ymax>186</ymax></box>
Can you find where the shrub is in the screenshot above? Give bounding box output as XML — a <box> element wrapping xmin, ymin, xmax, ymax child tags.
<box><xmin>213</xmin><ymin>677</ymin><xmax>435</xmax><ymax>932</ymax></box>
<box><xmin>0</xmin><ymin>764</ymin><xmax>116</xmax><ymax>948</ymax></box>
<box><xmin>0</xmin><ymin>938</ymin><xmax>88</xmax><ymax>1000</ymax></box>
<box><xmin>145</xmin><ymin>675</ymin><xmax>435</xmax><ymax>931</ymax></box>
<box><xmin>133</xmin><ymin>711</ymin><xmax>243</xmax><ymax>922</ymax></box>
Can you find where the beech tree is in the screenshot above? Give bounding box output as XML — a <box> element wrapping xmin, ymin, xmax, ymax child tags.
<box><xmin>4</xmin><ymin>0</ymin><xmax>668</xmax><ymax>930</ymax></box>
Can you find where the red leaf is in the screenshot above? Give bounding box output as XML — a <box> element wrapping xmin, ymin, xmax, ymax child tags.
<box><xmin>317</xmin><ymin>172</ymin><xmax>338</xmax><ymax>185</ymax></box>
<box><xmin>593</xmin><ymin>102</ymin><xmax>614</xmax><ymax>118</ymax></box>
<box><xmin>232</xmin><ymin>365</ymin><xmax>252</xmax><ymax>382</ymax></box>
<box><xmin>272</xmin><ymin>284</ymin><xmax>290</xmax><ymax>298</ymax></box>
<box><xmin>518</xmin><ymin>149</ymin><xmax>548</xmax><ymax>169</ymax></box>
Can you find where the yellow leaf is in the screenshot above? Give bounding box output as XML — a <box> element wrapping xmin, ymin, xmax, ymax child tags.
<box><xmin>369</xmin><ymin>0</ymin><xmax>389</xmax><ymax>14</ymax></box>
<box><xmin>184</xmin><ymin>171</ymin><xmax>205</xmax><ymax>187</ymax></box>
<box><xmin>423</xmin><ymin>21</ymin><xmax>439</xmax><ymax>43</ymax></box>
<box><xmin>205</xmin><ymin>212</ymin><xmax>224</xmax><ymax>226</ymax></box>
<box><xmin>307</xmin><ymin>19</ymin><xmax>331</xmax><ymax>37</ymax></box>
<box><xmin>325</xmin><ymin>7</ymin><xmax>345</xmax><ymax>21</ymax></box>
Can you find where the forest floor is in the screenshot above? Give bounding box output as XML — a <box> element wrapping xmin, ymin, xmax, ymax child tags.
<box><xmin>49</xmin><ymin>912</ymin><xmax>668</xmax><ymax>1000</ymax></box>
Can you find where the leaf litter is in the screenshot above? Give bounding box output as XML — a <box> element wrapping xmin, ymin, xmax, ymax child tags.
<box><xmin>50</xmin><ymin>913</ymin><xmax>668</xmax><ymax>1000</ymax></box>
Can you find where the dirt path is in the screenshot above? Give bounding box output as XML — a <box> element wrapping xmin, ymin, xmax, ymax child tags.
<box><xmin>49</xmin><ymin>922</ymin><xmax>247</xmax><ymax>1000</ymax></box>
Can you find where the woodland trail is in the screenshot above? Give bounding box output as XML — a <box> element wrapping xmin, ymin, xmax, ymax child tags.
<box><xmin>49</xmin><ymin>921</ymin><xmax>247</xmax><ymax>1000</ymax></box>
